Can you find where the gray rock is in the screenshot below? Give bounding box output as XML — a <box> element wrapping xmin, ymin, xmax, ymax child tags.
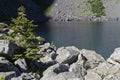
<box><xmin>77</xmin><ymin>49</ymin><xmax>105</xmax><ymax>69</ymax></box>
<box><xmin>69</xmin><ymin>63</ymin><xmax>87</xmax><ymax>77</ymax></box>
<box><xmin>107</xmin><ymin>48</ymin><xmax>120</xmax><ymax>66</ymax></box>
<box><xmin>0</xmin><ymin>57</ymin><xmax>20</xmax><ymax>75</ymax></box>
<box><xmin>11</xmin><ymin>76</ymin><xmax>23</xmax><ymax>80</ymax></box>
<box><xmin>56</xmin><ymin>46</ymin><xmax>80</xmax><ymax>64</ymax></box>
<box><xmin>40</xmin><ymin>72</ymin><xmax>57</xmax><ymax>80</ymax></box>
<box><xmin>0</xmin><ymin>40</ymin><xmax>18</xmax><ymax>57</ymax></box>
<box><xmin>0</xmin><ymin>71</ymin><xmax>16</xmax><ymax>80</ymax></box>
<box><xmin>20</xmin><ymin>72</ymin><xmax>40</xmax><ymax>80</ymax></box>
<box><xmin>43</xmin><ymin>63</ymin><xmax>69</xmax><ymax>75</ymax></box>
<box><xmin>40</xmin><ymin>51</ymin><xmax>57</xmax><ymax>64</ymax></box>
<box><xmin>103</xmin><ymin>71</ymin><xmax>120</xmax><ymax>80</ymax></box>
<box><xmin>90</xmin><ymin>62</ymin><xmax>113</xmax><ymax>77</ymax></box>
<box><xmin>85</xmin><ymin>70</ymin><xmax>102</xmax><ymax>80</ymax></box>
<box><xmin>52</xmin><ymin>72</ymin><xmax>83</xmax><ymax>80</ymax></box>
<box><xmin>15</xmin><ymin>58</ymin><xmax>28</xmax><ymax>72</ymax></box>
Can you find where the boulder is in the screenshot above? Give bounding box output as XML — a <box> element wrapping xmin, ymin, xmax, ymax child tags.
<box><xmin>0</xmin><ymin>40</ymin><xmax>19</xmax><ymax>57</ymax></box>
<box><xmin>69</xmin><ymin>63</ymin><xmax>87</xmax><ymax>77</ymax></box>
<box><xmin>39</xmin><ymin>43</ymin><xmax>56</xmax><ymax>53</ymax></box>
<box><xmin>77</xmin><ymin>49</ymin><xmax>105</xmax><ymax>69</ymax></box>
<box><xmin>52</xmin><ymin>72</ymin><xmax>83</xmax><ymax>80</ymax></box>
<box><xmin>90</xmin><ymin>62</ymin><xmax>113</xmax><ymax>77</ymax></box>
<box><xmin>0</xmin><ymin>57</ymin><xmax>20</xmax><ymax>75</ymax></box>
<box><xmin>40</xmin><ymin>72</ymin><xmax>57</xmax><ymax>80</ymax></box>
<box><xmin>41</xmin><ymin>63</ymin><xmax>69</xmax><ymax>80</ymax></box>
<box><xmin>107</xmin><ymin>48</ymin><xmax>120</xmax><ymax>66</ymax></box>
<box><xmin>40</xmin><ymin>51</ymin><xmax>57</xmax><ymax>66</ymax></box>
<box><xmin>0</xmin><ymin>71</ymin><xmax>16</xmax><ymax>80</ymax></box>
<box><xmin>56</xmin><ymin>46</ymin><xmax>80</xmax><ymax>64</ymax></box>
<box><xmin>43</xmin><ymin>63</ymin><xmax>69</xmax><ymax>75</ymax></box>
<box><xmin>15</xmin><ymin>58</ymin><xmax>28</xmax><ymax>72</ymax></box>
<box><xmin>21</xmin><ymin>72</ymin><xmax>40</xmax><ymax>80</ymax></box>
<box><xmin>103</xmin><ymin>70</ymin><xmax>120</xmax><ymax>80</ymax></box>
<box><xmin>11</xmin><ymin>76</ymin><xmax>23</xmax><ymax>80</ymax></box>
<box><xmin>85</xmin><ymin>70</ymin><xmax>102</xmax><ymax>80</ymax></box>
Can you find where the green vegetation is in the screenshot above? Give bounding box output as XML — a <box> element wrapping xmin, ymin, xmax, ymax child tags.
<box><xmin>3</xmin><ymin>6</ymin><xmax>44</xmax><ymax>60</ymax></box>
<box><xmin>0</xmin><ymin>77</ymin><xmax>4</xmax><ymax>80</ymax></box>
<box><xmin>0</xmin><ymin>23</ymin><xmax>8</xmax><ymax>28</ymax></box>
<box><xmin>87</xmin><ymin>0</ymin><xmax>105</xmax><ymax>17</ymax></box>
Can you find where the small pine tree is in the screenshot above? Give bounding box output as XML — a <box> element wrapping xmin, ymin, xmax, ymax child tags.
<box><xmin>3</xmin><ymin>6</ymin><xmax>44</xmax><ymax>60</ymax></box>
<box><xmin>7</xmin><ymin>6</ymin><xmax>38</xmax><ymax>48</ymax></box>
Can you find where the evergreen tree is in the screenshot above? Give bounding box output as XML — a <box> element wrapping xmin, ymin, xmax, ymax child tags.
<box><xmin>7</xmin><ymin>6</ymin><xmax>37</xmax><ymax>48</ymax></box>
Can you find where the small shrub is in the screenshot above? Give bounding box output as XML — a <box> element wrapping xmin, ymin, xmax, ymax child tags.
<box><xmin>0</xmin><ymin>23</ymin><xmax>8</xmax><ymax>28</ymax></box>
<box><xmin>88</xmin><ymin>0</ymin><xmax>105</xmax><ymax>17</ymax></box>
<box><xmin>0</xmin><ymin>77</ymin><xmax>4</xmax><ymax>80</ymax></box>
<box><xmin>4</xmin><ymin>6</ymin><xmax>44</xmax><ymax>61</ymax></box>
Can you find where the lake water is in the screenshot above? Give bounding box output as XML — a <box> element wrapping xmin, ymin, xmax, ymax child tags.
<box><xmin>36</xmin><ymin>21</ymin><xmax>120</xmax><ymax>59</ymax></box>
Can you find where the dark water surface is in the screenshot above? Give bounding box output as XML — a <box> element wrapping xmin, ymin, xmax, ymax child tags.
<box><xmin>36</xmin><ymin>21</ymin><xmax>120</xmax><ymax>59</ymax></box>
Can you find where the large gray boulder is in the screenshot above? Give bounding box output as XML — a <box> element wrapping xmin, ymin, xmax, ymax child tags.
<box><xmin>107</xmin><ymin>48</ymin><xmax>120</xmax><ymax>66</ymax></box>
<box><xmin>103</xmin><ymin>70</ymin><xmax>120</xmax><ymax>80</ymax></box>
<box><xmin>12</xmin><ymin>72</ymin><xmax>40</xmax><ymax>80</ymax></box>
<box><xmin>69</xmin><ymin>63</ymin><xmax>87</xmax><ymax>77</ymax></box>
<box><xmin>40</xmin><ymin>51</ymin><xmax>57</xmax><ymax>66</ymax></box>
<box><xmin>0</xmin><ymin>57</ymin><xmax>20</xmax><ymax>75</ymax></box>
<box><xmin>0</xmin><ymin>40</ymin><xmax>18</xmax><ymax>57</ymax></box>
<box><xmin>43</xmin><ymin>63</ymin><xmax>69</xmax><ymax>75</ymax></box>
<box><xmin>103</xmin><ymin>75</ymin><xmax>120</xmax><ymax>80</ymax></box>
<box><xmin>0</xmin><ymin>71</ymin><xmax>16</xmax><ymax>80</ymax></box>
<box><xmin>56</xmin><ymin>46</ymin><xmax>80</xmax><ymax>64</ymax></box>
<box><xmin>52</xmin><ymin>72</ymin><xmax>84</xmax><ymax>80</ymax></box>
<box><xmin>85</xmin><ymin>70</ymin><xmax>102</xmax><ymax>80</ymax></box>
<box><xmin>77</xmin><ymin>49</ymin><xmax>105</xmax><ymax>69</ymax></box>
<box><xmin>41</xmin><ymin>63</ymin><xmax>69</xmax><ymax>80</ymax></box>
<box><xmin>40</xmin><ymin>72</ymin><xmax>57</xmax><ymax>80</ymax></box>
<box><xmin>90</xmin><ymin>62</ymin><xmax>113</xmax><ymax>77</ymax></box>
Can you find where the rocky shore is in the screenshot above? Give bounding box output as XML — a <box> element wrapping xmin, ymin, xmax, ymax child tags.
<box><xmin>0</xmin><ymin>39</ymin><xmax>120</xmax><ymax>80</ymax></box>
<box><xmin>48</xmin><ymin>0</ymin><xmax>120</xmax><ymax>22</ymax></box>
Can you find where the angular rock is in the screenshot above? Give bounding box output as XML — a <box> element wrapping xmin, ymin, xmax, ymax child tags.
<box><xmin>0</xmin><ymin>71</ymin><xmax>16</xmax><ymax>80</ymax></box>
<box><xmin>40</xmin><ymin>72</ymin><xmax>57</xmax><ymax>80</ymax></box>
<box><xmin>69</xmin><ymin>63</ymin><xmax>87</xmax><ymax>77</ymax></box>
<box><xmin>40</xmin><ymin>51</ymin><xmax>57</xmax><ymax>66</ymax></box>
<box><xmin>0</xmin><ymin>57</ymin><xmax>20</xmax><ymax>75</ymax></box>
<box><xmin>103</xmin><ymin>70</ymin><xmax>120</xmax><ymax>80</ymax></box>
<box><xmin>56</xmin><ymin>46</ymin><xmax>80</xmax><ymax>64</ymax></box>
<box><xmin>15</xmin><ymin>58</ymin><xmax>28</xmax><ymax>72</ymax></box>
<box><xmin>52</xmin><ymin>72</ymin><xmax>83</xmax><ymax>80</ymax></box>
<box><xmin>107</xmin><ymin>48</ymin><xmax>120</xmax><ymax>66</ymax></box>
<box><xmin>43</xmin><ymin>63</ymin><xmax>69</xmax><ymax>75</ymax></box>
<box><xmin>85</xmin><ymin>70</ymin><xmax>102</xmax><ymax>80</ymax></box>
<box><xmin>11</xmin><ymin>76</ymin><xmax>23</xmax><ymax>80</ymax></box>
<box><xmin>90</xmin><ymin>62</ymin><xmax>113</xmax><ymax>77</ymax></box>
<box><xmin>0</xmin><ymin>40</ymin><xmax>19</xmax><ymax>57</ymax></box>
<box><xmin>77</xmin><ymin>49</ymin><xmax>105</xmax><ymax>69</ymax></box>
<box><xmin>21</xmin><ymin>72</ymin><xmax>40</xmax><ymax>80</ymax></box>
